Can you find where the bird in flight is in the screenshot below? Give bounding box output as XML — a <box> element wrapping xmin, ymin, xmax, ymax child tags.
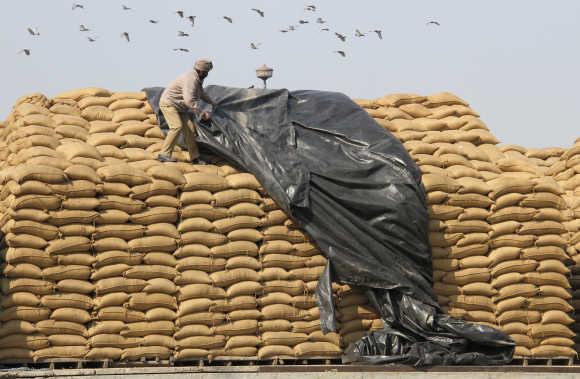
<box><xmin>121</xmin><ymin>32</ymin><xmax>130</xmax><ymax>42</ymax></box>
<box><xmin>223</xmin><ymin>16</ymin><xmax>233</xmax><ymax>23</ymax></box>
<box><xmin>298</xmin><ymin>20</ymin><xmax>309</xmax><ymax>24</ymax></box>
<box><xmin>250</xmin><ymin>42</ymin><xmax>261</xmax><ymax>50</ymax></box>
<box><xmin>27</xmin><ymin>27</ymin><xmax>40</xmax><ymax>36</ymax></box>
<box><xmin>251</xmin><ymin>8</ymin><xmax>264</xmax><ymax>17</ymax></box>
<box><xmin>17</xmin><ymin>49</ymin><xmax>31</xmax><ymax>56</ymax></box>
<box><xmin>426</xmin><ymin>21</ymin><xmax>440</xmax><ymax>26</ymax></box>
<box><xmin>177</xmin><ymin>31</ymin><xmax>190</xmax><ymax>37</ymax></box>
<box><xmin>72</xmin><ymin>3</ymin><xmax>84</xmax><ymax>10</ymax></box>
<box><xmin>248</xmin><ymin>85</ymin><xmax>255</xmax><ymax>89</ymax></box>
<box><xmin>316</xmin><ymin>17</ymin><xmax>326</xmax><ymax>24</ymax></box>
<box><xmin>355</xmin><ymin>29</ymin><xmax>366</xmax><ymax>37</ymax></box>
<box><xmin>305</xmin><ymin>5</ymin><xmax>316</xmax><ymax>11</ymax></box>
<box><xmin>149</xmin><ymin>19</ymin><xmax>159</xmax><ymax>24</ymax></box>
<box><xmin>79</xmin><ymin>24</ymin><xmax>90</xmax><ymax>32</ymax></box>
<box><xmin>187</xmin><ymin>16</ymin><xmax>196</xmax><ymax>26</ymax></box>
<box><xmin>87</xmin><ymin>36</ymin><xmax>98</xmax><ymax>42</ymax></box>
<box><xmin>288</xmin><ymin>25</ymin><xmax>297</xmax><ymax>31</ymax></box>
<box><xmin>334</xmin><ymin>32</ymin><xmax>346</xmax><ymax>42</ymax></box>
<box><xmin>173</xmin><ymin>48</ymin><xmax>189</xmax><ymax>52</ymax></box>
<box><xmin>321</xmin><ymin>27</ymin><xmax>330</xmax><ymax>32</ymax></box>
<box><xmin>122</xmin><ymin>5</ymin><xmax>131</xmax><ymax>10</ymax></box>
<box><xmin>279</xmin><ymin>29</ymin><xmax>288</xmax><ymax>33</ymax></box>
<box><xmin>334</xmin><ymin>50</ymin><xmax>346</xmax><ymax>58</ymax></box>
<box><xmin>370</xmin><ymin>29</ymin><xmax>383</xmax><ymax>39</ymax></box>
<box><xmin>175</xmin><ymin>10</ymin><xmax>184</xmax><ymax>18</ymax></box>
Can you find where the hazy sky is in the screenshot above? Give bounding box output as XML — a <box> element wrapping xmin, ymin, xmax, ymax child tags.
<box><xmin>1</xmin><ymin>0</ymin><xmax>579</xmax><ymax>148</ymax></box>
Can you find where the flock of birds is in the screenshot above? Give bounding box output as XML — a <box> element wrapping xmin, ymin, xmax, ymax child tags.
<box><xmin>18</xmin><ymin>3</ymin><xmax>441</xmax><ymax>58</ymax></box>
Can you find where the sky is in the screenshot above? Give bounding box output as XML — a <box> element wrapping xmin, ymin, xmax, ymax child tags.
<box><xmin>1</xmin><ymin>0</ymin><xmax>579</xmax><ymax>148</ymax></box>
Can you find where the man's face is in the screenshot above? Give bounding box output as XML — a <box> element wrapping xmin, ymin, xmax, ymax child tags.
<box><xmin>198</xmin><ymin>70</ymin><xmax>209</xmax><ymax>80</ymax></box>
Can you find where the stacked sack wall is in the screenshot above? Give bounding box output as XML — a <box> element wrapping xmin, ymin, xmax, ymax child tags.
<box><xmin>548</xmin><ymin>139</ymin><xmax>580</xmax><ymax>353</ymax></box>
<box><xmin>355</xmin><ymin>92</ymin><xmax>577</xmax><ymax>358</ymax></box>
<box><xmin>0</xmin><ymin>88</ymin><xmax>356</xmax><ymax>363</ymax></box>
<box><xmin>1</xmin><ymin>88</ymin><xmax>579</xmax><ymax>362</ymax></box>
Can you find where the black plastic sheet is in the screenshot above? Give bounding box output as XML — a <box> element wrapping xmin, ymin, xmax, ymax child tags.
<box><xmin>144</xmin><ymin>86</ymin><xmax>514</xmax><ymax>366</ymax></box>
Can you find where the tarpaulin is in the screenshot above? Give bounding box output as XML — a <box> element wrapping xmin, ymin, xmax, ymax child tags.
<box><xmin>144</xmin><ymin>86</ymin><xmax>514</xmax><ymax>366</ymax></box>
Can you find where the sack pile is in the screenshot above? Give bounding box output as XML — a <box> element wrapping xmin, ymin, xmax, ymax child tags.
<box><xmin>356</xmin><ymin>93</ymin><xmax>500</xmax><ymax>328</ymax></box>
<box><xmin>356</xmin><ymin>92</ymin><xmax>578</xmax><ymax>358</ymax></box>
<box><xmin>0</xmin><ymin>88</ymin><xmax>357</xmax><ymax>363</ymax></box>
<box><xmin>548</xmin><ymin>140</ymin><xmax>580</xmax><ymax>353</ymax></box>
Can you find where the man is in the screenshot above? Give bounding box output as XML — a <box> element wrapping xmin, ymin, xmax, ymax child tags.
<box><xmin>157</xmin><ymin>58</ymin><xmax>216</xmax><ymax>164</ymax></box>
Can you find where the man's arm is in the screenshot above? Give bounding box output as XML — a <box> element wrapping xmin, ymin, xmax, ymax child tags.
<box><xmin>200</xmin><ymin>89</ymin><xmax>216</xmax><ymax>108</ymax></box>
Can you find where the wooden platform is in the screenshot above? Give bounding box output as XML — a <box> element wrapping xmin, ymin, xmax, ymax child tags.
<box><xmin>511</xmin><ymin>356</ymin><xmax>575</xmax><ymax>367</ymax></box>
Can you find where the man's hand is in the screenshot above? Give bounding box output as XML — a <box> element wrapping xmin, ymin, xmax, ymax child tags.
<box><xmin>201</xmin><ymin>111</ymin><xmax>211</xmax><ymax>121</ymax></box>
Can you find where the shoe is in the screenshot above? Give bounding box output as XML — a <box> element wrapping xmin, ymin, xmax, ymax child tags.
<box><xmin>191</xmin><ymin>158</ymin><xmax>208</xmax><ymax>165</ymax></box>
<box><xmin>157</xmin><ymin>154</ymin><xmax>177</xmax><ymax>163</ymax></box>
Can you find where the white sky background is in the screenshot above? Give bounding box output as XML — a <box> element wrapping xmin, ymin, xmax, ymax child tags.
<box><xmin>1</xmin><ymin>0</ymin><xmax>579</xmax><ymax>147</ymax></box>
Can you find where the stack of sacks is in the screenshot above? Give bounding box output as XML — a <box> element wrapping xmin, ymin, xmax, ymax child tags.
<box><xmin>551</xmin><ymin>140</ymin><xmax>580</xmax><ymax>353</ymax></box>
<box><xmin>524</xmin><ymin>147</ymin><xmax>566</xmax><ymax>176</ymax></box>
<box><xmin>173</xmin><ymin>168</ymin><xmax>264</xmax><ymax>361</ymax></box>
<box><xmin>488</xmin><ymin>165</ymin><xmax>575</xmax><ymax>358</ymax></box>
<box><xmin>334</xmin><ymin>285</ymin><xmax>383</xmax><ymax>350</ymax></box>
<box><xmin>0</xmin><ymin>99</ymin><xmax>91</xmax><ymax>362</ymax></box>
<box><xmin>257</xmin><ymin>196</ymin><xmax>342</xmax><ymax>359</ymax></box>
<box><xmin>355</xmin><ymin>93</ymin><xmax>500</xmax><ymax>328</ymax></box>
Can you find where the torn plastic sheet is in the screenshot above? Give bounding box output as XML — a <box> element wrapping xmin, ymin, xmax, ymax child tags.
<box><xmin>144</xmin><ymin>86</ymin><xmax>514</xmax><ymax>366</ymax></box>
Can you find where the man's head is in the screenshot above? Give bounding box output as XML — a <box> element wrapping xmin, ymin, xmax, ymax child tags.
<box><xmin>194</xmin><ymin>58</ymin><xmax>213</xmax><ymax>79</ymax></box>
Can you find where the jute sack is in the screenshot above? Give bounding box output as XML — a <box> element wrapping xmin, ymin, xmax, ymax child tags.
<box><xmin>120</xmin><ymin>321</ymin><xmax>175</xmax><ymax>337</ymax></box>
<box><xmin>258</xmin><ymin>345</ymin><xmax>294</xmax><ymax>359</ymax></box>
<box><xmin>94</xmin><ymin>292</ymin><xmax>130</xmax><ymax>309</ymax></box>
<box><xmin>0</xmin><ymin>334</ymin><xmax>49</xmax><ymax>349</ymax></box>
<box><xmin>94</xmin><ymin>251</ymin><xmax>142</xmax><ymax>268</ymax></box>
<box><xmin>262</xmin><ymin>280</ymin><xmax>305</xmax><ymax>296</ymax></box>
<box><xmin>226</xmin><ymin>336</ymin><xmax>260</xmax><ymax>350</ymax></box>
<box><xmin>140</xmin><ymin>335</ymin><xmax>175</xmax><ymax>349</ymax></box>
<box><xmin>211</xmin><ymin>241</ymin><xmax>258</xmax><ymax>258</ymax></box>
<box><xmin>179</xmin><ymin>190</ymin><xmax>215</xmax><ymax>206</ymax></box>
<box><xmin>178</xmin><ymin>284</ymin><xmax>226</xmax><ymax>301</ymax></box>
<box><xmin>120</xmin><ymin>346</ymin><xmax>171</xmax><ymax>361</ymax></box>
<box><xmin>175</xmin><ymin>312</ymin><xmax>226</xmax><ymax>328</ymax></box>
<box><xmin>0</xmin><ymin>320</ymin><xmax>37</xmax><ymax>338</ymax></box>
<box><xmin>97</xmin><ymin>164</ymin><xmax>151</xmax><ymax>186</ymax></box>
<box><xmin>1</xmin><ymin>293</ymin><xmax>41</xmax><ymax>308</ymax></box>
<box><xmin>47</xmin><ymin>334</ymin><xmax>88</xmax><ymax>346</ymax></box>
<box><xmin>5</xmin><ymin>248</ymin><xmax>55</xmax><ymax>268</ymax></box>
<box><xmin>96</xmin><ymin>307</ymin><xmax>146</xmax><ymax>323</ymax></box>
<box><xmin>128</xmin><ymin>236</ymin><xmax>177</xmax><ymax>253</ymax></box>
<box><xmin>42</xmin><ymin>265</ymin><xmax>91</xmax><ymax>281</ymax></box>
<box><xmin>1</xmin><ymin>279</ymin><xmax>54</xmax><ymax>295</ymax></box>
<box><xmin>174</xmin><ymin>349</ymin><xmax>210</xmax><ymax>360</ymax></box>
<box><xmin>5</xmin><ymin>234</ymin><xmax>48</xmax><ymax>249</ymax></box>
<box><xmin>181</xmin><ymin>231</ymin><xmax>228</xmax><ymax>247</ymax></box>
<box><xmin>88</xmin><ymin>321</ymin><xmax>128</xmax><ymax>337</ymax></box>
<box><xmin>180</xmin><ymin>204</ymin><xmax>228</xmax><ymax>220</ymax></box>
<box><xmin>259</xmin><ymin>320</ymin><xmax>292</xmax><ymax>333</ymax></box>
<box><xmin>261</xmin><ymin>304</ymin><xmax>310</xmax><ymax>321</ymax></box>
<box><xmin>497</xmin><ymin>310</ymin><xmax>541</xmax><ymax>325</ymax></box>
<box><xmin>146</xmin><ymin>308</ymin><xmax>177</xmax><ymax>322</ymax></box>
<box><xmin>175</xmin><ymin>335</ymin><xmax>226</xmax><ymax>350</ymax></box>
<box><xmin>33</xmin><ymin>346</ymin><xmax>88</xmax><ymax>360</ymax></box>
<box><xmin>213</xmin><ymin>216</ymin><xmax>261</xmax><ymax>234</ymax></box>
<box><xmin>261</xmin><ymin>331</ymin><xmax>308</xmax><ymax>346</ymax></box>
<box><xmin>294</xmin><ymin>342</ymin><xmax>342</xmax><ymax>357</ymax></box>
<box><xmin>176</xmin><ymin>257</ymin><xmax>226</xmax><ymax>272</ymax></box>
<box><xmin>0</xmin><ymin>348</ymin><xmax>34</xmax><ymax>361</ymax></box>
<box><xmin>213</xmin><ymin>319</ymin><xmax>258</xmax><ymax>336</ymax></box>
<box><xmin>183</xmin><ymin>172</ymin><xmax>229</xmax><ymax>192</ymax></box>
<box><xmin>50</xmin><ymin>308</ymin><xmax>91</xmax><ymax>324</ymax></box>
<box><xmin>210</xmin><ymin>268</ymin><xmax>260</xmax><ymax>287</ymax></box>
<box><xmin>95</xmin><ymin>277</ymin><xmax>147</xmax><ymax>295</ymax></box>
<box><xmin>98</xmin><ymin>195</ymin><xmax>145</xmax><ymax>214</ymax></box>
<box><xmin>127</xmin><ymin>293</ymin><xmax>177</xmax><ymax>311</ymax></box>
<box><xmin>228</xmin><ymin>202</ymin><xmax>265</xmax><ymax>217</ymax></box>
<box><xmin>142</xmin><ymin>252</ymin><xmax>177</xmax><ymax>267</ymax></box>
<box><xmin>3</xmin><ymin>263</ymin><xmax>43</xmax><ymax>279</ymax></box>
<box><xmin>85</xmin><ymin>347</ymin><xmax>122</xmax><ymax>360</ymax></box>
<box><xmin>211</xmin><ymin>296</ymin><xmax>257</xmax><ymax>312</ymax></box>
<box><xmin>40</xmin><ymin>294</ymin><xmax>92</xmax><ymax>310</ymax></box>
<box><xmin>531</xmin><ymin>345</ymin><xmax>577</xmax><ymax>358</ymax></box>
<box><xmin>174</xmin><ymin>270</ymin><xmax>212</xmax><ymax>285</ymax></box>
<box><xmin>123</xmin><ymin>265</ymin><xmax>177</xmax><ymax>280</ymax></box>
<box><xmin>173</xmin><ymin>324</ymin><xmax>213</xmax><ymax>340</ymax></box>
<box><xmin>56</xmin><ymin>279</ymin><xmax>94</xmax><ymax>294</ymax></box>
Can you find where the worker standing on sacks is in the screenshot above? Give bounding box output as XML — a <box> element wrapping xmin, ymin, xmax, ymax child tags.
<box><xmin>157</xmin><ymin>59</ymin><xmax>216</xmax><ymax>164</ymax></box>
